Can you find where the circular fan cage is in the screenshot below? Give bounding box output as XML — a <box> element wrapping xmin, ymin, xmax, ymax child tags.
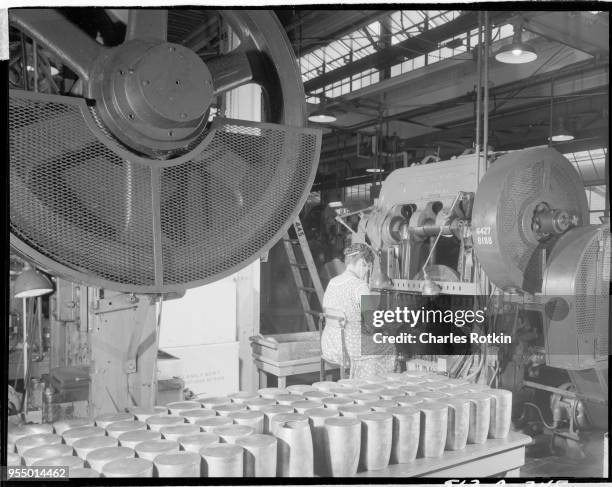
<box><xmin>9</xmin><ymin>9</ymin><xmax>322</xmax><ymax>294</ymax></box>
<box><xmin>542</xmin><ymin>225</ymin><xmax>610</xmax><ymax>367</ymax></box>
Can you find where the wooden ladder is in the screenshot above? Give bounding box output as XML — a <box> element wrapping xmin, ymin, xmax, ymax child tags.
<box><xmin>282</xmin><ymin>217</ymin><xmax>325</xmax><ymax>331</ymax></box>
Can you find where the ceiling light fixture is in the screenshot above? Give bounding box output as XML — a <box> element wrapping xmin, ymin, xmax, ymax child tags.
<box><xmin>365</xmin><ymin>168</ymin><xmax>384</xmax><ymax>173</ymax></box>
<box><xmin>308</xmin><ymin>108</ymin><xmax>337</xmax><ymax>124</ymax></box>
<box><xmin>308</xmin><ymin>96</ymin><xmax>337</xmax><ymax>123</ymax></box>
<box><xmin>494</xmin><ymin>24</ymin><xmax>537</xmax><ymax>64</ymax></box>
<box><xmin>548</xmin><ymin>117</ymin><xmax>575</xmax><ymax>142</ymax></box>
<box><xmin>328</xmin><ymin>201</ymin><xmax>343</xmax><ymax>208</ymax></box>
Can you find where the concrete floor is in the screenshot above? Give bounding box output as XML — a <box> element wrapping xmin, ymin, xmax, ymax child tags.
<box><xmin>522</xmin><ymin>454</ymin><xmax>603</xmax><ymax>477</ymax></box>
<box><xmin>521</xmin><ymin>431</ymin><xmax>606</xmax><ymax>478</ymax></box>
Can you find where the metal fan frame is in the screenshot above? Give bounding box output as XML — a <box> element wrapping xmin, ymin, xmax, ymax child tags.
<box><xmin>10</xmin><ymin>89</ymin><xmax>322</xmax><ymax>293</ymax></box>
<box><xmin>10</xmin><ymin>9</ymin><xmax>307</xmax><ymax>155</ymax></box>
<box><xmin>9</xmin><ymin>9</ymin><xmax>323</xmax><ymax>294</ymax></box>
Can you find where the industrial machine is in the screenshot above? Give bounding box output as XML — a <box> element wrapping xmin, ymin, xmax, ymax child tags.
<box><xmin>341</xmin><ymin>147</ymin><xmax>609</xmax><ymax>447</ymax></box>
<box><xmin>8</xmin><ymin>9</ymin><xmax>321</xmax><ymax>416</ymax></box>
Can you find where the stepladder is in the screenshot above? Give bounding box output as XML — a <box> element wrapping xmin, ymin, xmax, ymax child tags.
<box><xmin>281</xmin><ymin>217</ymin><xmax>325</xmax><ymax>331</ymax></box>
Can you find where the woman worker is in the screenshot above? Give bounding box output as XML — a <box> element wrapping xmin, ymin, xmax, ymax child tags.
<box><xmin>321</xmin><ymin>243</ymin><xmax>397</xmax><ymax>378</ymax></box>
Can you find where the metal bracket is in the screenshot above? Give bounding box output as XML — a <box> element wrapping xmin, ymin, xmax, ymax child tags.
<box><xmin>92</xmin><ymin>294</ymin><xmax>140</xmax><ymax>314</ymax></box>
<box><xmin>124</xmin><ymin>299</ymin><xmax>152</xmax><ymax>375</ymax></box>
<box><xmin>391</xmin><ymin>279</ymin><xmax>479</xmax><ymax>295</ymax></box>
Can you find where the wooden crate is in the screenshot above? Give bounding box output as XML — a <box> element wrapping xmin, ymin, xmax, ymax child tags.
<box><xmin>250</xmin><ymin>332</ymin><xmax>321</xmax><ymax>362</ymax></box>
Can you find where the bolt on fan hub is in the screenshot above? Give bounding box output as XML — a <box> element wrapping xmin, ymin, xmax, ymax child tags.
<box><xmin>95</xmin><ymin>41</ymin><xmax>213</xmax><ymax>156</ymax></box>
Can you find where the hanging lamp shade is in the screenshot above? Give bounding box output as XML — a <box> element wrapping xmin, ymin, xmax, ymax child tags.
<box><xmin>494</xmin><ymin>27</ymin><xmax>537</xmax><ymax>64</ymax></box>
<box><xmin>308</xmin><ymin>97</ymin><xmax>337</xmax><ymax>123</ymax></box>
<box><xmin>14</xmin><ymin>267</ymin><xmax>53</xmax><ymax>298</ymax></box>
<box><xmin>548</xmin><ymin>117</ymin><xmax>575</xmax><ymax>142</ymax></box>
<box><xmin>308</xmin><ymin>106</ymin><xmax>337</xmax><ymax>123</ymax></box>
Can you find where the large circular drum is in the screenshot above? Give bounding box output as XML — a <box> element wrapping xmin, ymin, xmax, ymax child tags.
<box><xmin>472</xmin><ymin>147</ymin><xmax>588</xmax><ymax>293</ymax></box>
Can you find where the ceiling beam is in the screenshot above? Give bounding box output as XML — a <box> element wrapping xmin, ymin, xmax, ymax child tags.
<box><xmin>314</xmin><ymin>80</ymin><xmax>607</xmax><ymax>174</ymax></box>
<box><xmin>282</xmin><ymin>10</ymin><xmax>389</xmax><ymax>55</ymax></box>
<box><xmin>521</xmin><ymin>11</ymin><xmax>609</xmax><ymax>56</ymax></box>
<box><xmin>389</xmin><ymin>58</ymin><xmax>608</xmax><ymax>131</ymax></box>
<box><xmin>337</xmin><ymin>38</ymin><xmax>601</xmax><ymax>132</ymax></box>
<box><xmin>304</xmin><ymin>11</ymin><xmax>513</xmax><ymax>94</ymax></box>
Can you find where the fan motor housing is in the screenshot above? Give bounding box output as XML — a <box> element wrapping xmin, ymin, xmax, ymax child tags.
<box><xmin>92</xmin><ymin>40</ymin><xmax>213</xmax><ymax>155</ymax></box>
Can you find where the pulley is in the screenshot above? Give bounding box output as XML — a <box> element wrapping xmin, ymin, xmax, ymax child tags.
<box><xmin>472</xmin><ymin>147</ymin><xmax>588</xmax><ymax>293</ymax></box>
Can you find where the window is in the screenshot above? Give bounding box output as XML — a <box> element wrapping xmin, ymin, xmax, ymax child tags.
<box><xmin>344</xmin><ymin>183</ymin><xmax>373</xmax><ymax>203</ymax></box>
<box><xmin>302</xmin><ymin>11</ymin><xmax>518</xmax><ymax>97</ymax></box>
<box><xmin>563</xmin><ymin>148</ymin><xmax>607</xmax><ymax>186</ymax></box>
<box><xmin>300</xmin><ymin>10</ymin><xmax>471</xmax><ymax>98</ymax></box>
<box><xmin>563</xmin><ymin>147</ymin><xmax>608</xmax><ymax>224</ymax></box>
<box><xmin>584</xmin><ymin>185</ymin><xmax>607</xmax><ymax>224</ymax></box>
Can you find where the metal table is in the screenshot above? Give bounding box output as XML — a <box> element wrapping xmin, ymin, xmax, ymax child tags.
<box><xmin>354</xmin><ymin>431</ymin><xmax>532</xmax><ymax>478</ymax></box>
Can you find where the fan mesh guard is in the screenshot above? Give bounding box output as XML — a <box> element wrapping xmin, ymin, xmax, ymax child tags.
<box><xmin>10</xmin><ymin>90</ymin><xmax>321</xmax><ymax>293</ymax></box>
<box><xmin>543</xmin><ymin>225</ymin><xmax>610</xmax><ymax>367</ymax></box>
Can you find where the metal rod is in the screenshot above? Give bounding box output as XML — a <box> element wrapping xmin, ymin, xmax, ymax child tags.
<box><xmin>605</xmin><ymin>150</ymin><xmax>609</xmax><ymax>219</ymax></box>
<box><xmin>333</xmin><ymin>215</ymin><xmax>377</xmax><ymax>254</ymax></box>
<box><xmin>335</xmin><ymin>206</ymin><xmax>374</xmax><ymax>220</ymax></box>
<box><xmin>475</xmin><ymin>11</ymin><xmax>483</xmax><ymax>181</ymax></box>
<box><xmin>20</xmin><ymin>33</ymin><xmax>29</xmax><ymax>91</ymax></box>
<box><xmin>32</xmin><ymin>40</ymin><xmax>38</xmax><ymax>92</ymax></box>
<box><xmin>150</xmin><ymin>168</ymin><xmax>164</xmax><ymax>287</ymax></box>
<box><xmin>549</xmin><ymin>79</ymin><xmax>554</xmax><ymax>147</ymax></box>
<box><xmin>36</xmin><ymin>296</ymin><xmax>43</xmax><ymax>355</ymax></box>
<box><xmin>421</xmin><ymin>193</ymin><xmax>462</xmax><ymax>273</ymax></box>
<box><xmin>480</xmin><ymin>12</ymin><xmax>492</xmax><ymax>298</ymax></box>
<box><xmin>21</xmin><ymin>298</ymin><xmax>29</xmax><ymax>415</ymax></box>
<box><xmin>483</xmin><ymin>11</ymin><xmax>490</xmax><ymax>170</ymax></box>
<box><xmin>151</xmin><ymin>295</ymin><xmax>163</xmax><ymax>410</ymax></box>
<box><xmin>523</xmin><ymin>380</ymin><xmax>607</xmax><ymax>405</ymax></box>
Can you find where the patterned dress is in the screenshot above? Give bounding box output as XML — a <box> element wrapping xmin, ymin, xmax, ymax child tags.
<box><xmin>321</xmin><ymin>271</ymin><xmax>397</xmax><ymax>378</ymax></box>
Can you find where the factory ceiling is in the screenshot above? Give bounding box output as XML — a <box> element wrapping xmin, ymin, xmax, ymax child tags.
<box><xmin>275</xmin><ymin>10</ymin><xmax>609</xmax><ymax>188</ymax></box>
<box><xmin>10</xmin><ymin>8</ymin><xmax>609</xmax><ymax>189</ymax></box>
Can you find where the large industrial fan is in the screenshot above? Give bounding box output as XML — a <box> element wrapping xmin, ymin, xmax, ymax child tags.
<box><xmin>9</xmin><ymin>9</ymin><xmax>322</xmax><ymax>294</ymax></box>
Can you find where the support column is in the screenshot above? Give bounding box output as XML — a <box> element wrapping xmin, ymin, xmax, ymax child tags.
<box><xmin>225</xmin><ymin>26</ymin><xmax>262</xmax><ymax>392</ymax></box>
